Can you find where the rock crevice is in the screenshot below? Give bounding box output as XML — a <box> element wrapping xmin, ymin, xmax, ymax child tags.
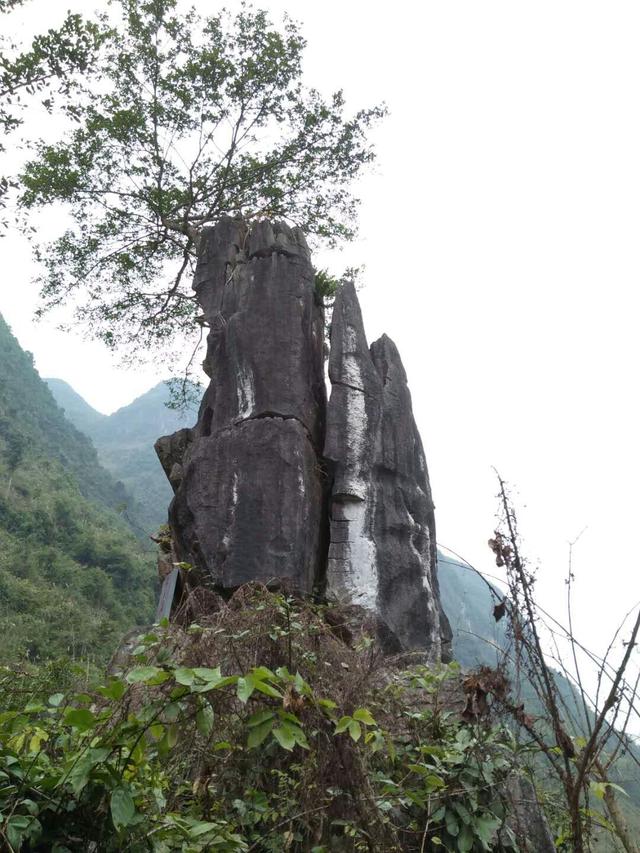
<box><xmin>157</xmin><ymin>217</ymin><xmax>450</xmax><ymax>660</ymax></box>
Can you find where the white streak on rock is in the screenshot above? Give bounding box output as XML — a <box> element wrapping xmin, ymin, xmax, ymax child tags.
<box><xmin>236</xmin><ymin>366</ymin><xmax>255</xmax><ymax>419</ymax></box>
<box><xmin>340</xmin><ymin>357</ymin><xmax>368</xmax><ymax>499</ymax></box>
<box><xmin>328</xmin><ymin>498</ymin><xmax>377</xmax><ymax>612</ymax></box>
<box><xmin>222</xmin><ymin>472</ymin><xmax>239</xmax><ymax>550</ymax></box>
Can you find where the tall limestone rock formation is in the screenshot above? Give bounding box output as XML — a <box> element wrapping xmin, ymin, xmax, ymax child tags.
<box><xmin>156</xmin><ymin>217</ymin><xmax>451</xmax><ymax>661</ymax></box>
<box><xmin>156</xmin><ymin>218</ymin><xmax>326</xmax><ymax>593</ymax></box>
<box><xmin>325</xmin><ymin>283</ymin><xmax>450</xmax><ymax>659</ymax></box>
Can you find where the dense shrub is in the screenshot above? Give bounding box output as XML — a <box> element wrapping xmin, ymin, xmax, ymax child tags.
<box><xmin>0</xmin><ymin>588</ymin><xmax>525</xmax><ymax>852</ymax></box>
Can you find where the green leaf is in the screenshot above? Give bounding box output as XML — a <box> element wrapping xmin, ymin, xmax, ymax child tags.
<box><xmin>473</xmin><ymin>815</ymin><xmax>500</xmax><ymax>845</ymax></box>
<box><xmin>352</xmin><ymin>708</ymin><xmax>376</xmax><ymax>725</ymax></box>
<box><xmin>290</xmin><ymin>724</ymin><xmax>310</xmax><ymax>750</ymax></box>
<box><xmin>6</xmin><ymin>814</ymin><xmax>41</xmax><ymax>849</ymax></box>
<box><xmin>445</xmin><ymin>812</ymin><xmax>459</xmax><ymax>837</ymax></box>
<box><xmin>149</xmin><ymin>723</ymin><xmax>165</xmax><ymax>740</ymax></box>
<box><xmin>193</xmin><ymin>667</ymin><xmax>222</xmax><ymax>681</ymax></box>
<box><xmin>335</xmin><ymin>716</ymin><xmax>352</xmax><ymax>734</ymax></box>
<box><xmin>188</xmin><ymin>820</ymin><xmax>220</xmax><ymax>837</ymax></box>
<box><xmin>126</xmin><ymin>665</ymin><xmax>168</xmax><ymax>685</ymax></box>
<box><xmin>20</xmin><ymin>798</ymin><xmax>38</xmax><ymax>816</ymax></box>
<box><xmin>164</xmin><ymin>702</ymin><xmax>182</xmax><ymax>721</ymax></box>
<box><xmin>605</xmin><ymin>781</ymin><xmax>629</xmax><ymax>797</ymax></box>
<box><xmin>248</xmin><ymin>710</ymin><xmax>276</xmax><ymax>728</ymax></box>
<box><xmin>248</xmin><ymin>719</ymin><xmax>274</xmax><ymax>748</ymax></box>
<box><xmin>237</xmin><ymin>677</ymin><xmax>255</xmax><ymax>703</ymax></box>
<box><xmin>173</xmin><ymin>667</ymin><xmax>195</xmax><ymax>686</ymax></box>
<box><xmin>111</xmin><ymin>785</ymin><xmax>136</xmax><ymax>831</ymax></box>
<box><xmin>98</xmin><ymin>679</ymin><xmax>126</xmax><ymax>700</ymax></box>
<box><xmin>294</xmin><ymin>671</ymin><xmax>311</xmax><ymax>695</ymax></box>
<box><xmin>206</xmin><ymin>675</ymin><xmax>239</xmax><ymax>690</ymax></box>
<box><xmin>28</xmin><ymin>728</ymin><xmax>48</xmax><ymax>752</ymax></box>
<box><xmin>426</xmin><ymin>774</ymin><xmax>446</xmax><ymax>791</ymax></box>
<box><xmin>457</xmin><ymin>824</ymin><xmax>474</xmax><ymax>852</ymax></box>
<box><xmin>196</xmin><ymin>705</ymin><xmax>214</xmax><ymax>738</ymax></box>
<box><xmin>278</xmin><ymin>710</ymin><xmax>302</xmax><ymax>725</ymax></box>
<box><xmin>251</xmin><ymin>666</ymin><xmax>276</xmax><ymax>680</ymax></box>
<box><xmin>348</xmin><ymin>720</ymin><xmax>362</xmax><ymax>742</ymax></box>
<box><xmin>252</xmin><ymin>680</ymin><xmax>282</xmax><ymax>699</ymax></box>
<box><xmin>67</xmin><ymin>747</ymin><xmax>110</xmax><ymax>796</ymax></box>
<box><xmin>273</xmin><ymin>726</ymin><xmax>296</xmax><ymax>751</ymax></box>
<box><xmin>453</xmin><ymin>802</ymin><xmax>472</xmax><ymax>825</ymax></box>
<box><xmin>63</xmin><ymin>708</ymin><xmax>96</xmax><ymax>731</ymax></box>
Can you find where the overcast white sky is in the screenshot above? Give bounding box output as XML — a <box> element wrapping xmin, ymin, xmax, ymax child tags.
<box><xmin>1</xmin><ymin>0</ymin><xmax>640</xmax><ymax>692</ymax></box>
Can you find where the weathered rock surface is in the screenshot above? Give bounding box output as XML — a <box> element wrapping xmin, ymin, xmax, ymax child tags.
<box><xmin>323</xmin><ymin>281</ymin><xmax>382</xmax><ymax>623</ymax></box>
<box><xmin>500</xmin><ymin>775</ymin><xmax>556</xmax><ymax>852</ymax></box>
<box><xmin>324</xmin><ymin>285</ymin><xmax>451</xmax><ymax>660</ymax></box>
<box><xmin>157</xmin><ymin>217</ymin><xmax>450</xmax><ymax>660</ymax></box>
<box><xmin>194</xmin><ymin>218</ymin><xmax>325</xmax><ymax>446</ymax></box>
<box><xmin>160</xmin><ymin>217</ymin><xmax>326</xmax><ymax>594</ymax></box>
<box><xmin>155</xmin><ymin>427</ymin><xmax>194</xmax><ymax>492</ymax></box>
<box><xmin>169</xmin><ymin>418</ymin><xmax>323</xmax><ymax>590</ymax></box>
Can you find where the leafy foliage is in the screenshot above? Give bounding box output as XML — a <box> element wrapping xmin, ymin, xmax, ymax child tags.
<box><xmin>440</xmin><ymin>552</ymin><xmax>640</xmax><ymax>852</ymax></box>
<box><xmin>314</xmin><ymin>268</ymin><xmax>341</xmax><ymax>304</ymax></box>
<box><xmin>0</xmin><ymin>314</ymin><xmax>154</xmax><ymax>661</ymax></box>
<box><xmin>0</xmin><ymin>0</ymin><xmax>100</xmax><ymax>222</ymax></box>
<box><xmin>18</xmin><ymin>0</ymin><xmax>386</xmax><ymax>360</ymax></box>
<box><xmin>0</xmin><ymin>587</ymin><xmax>525</xmax><ymax>851</ymax></box>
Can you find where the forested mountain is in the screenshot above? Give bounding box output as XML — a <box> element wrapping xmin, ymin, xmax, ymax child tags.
<box><xmin>0</xmin><ymin>314</ymin><xmax>155</xmax><ymax>661</ymax></box>
<box><xmin>47</xmin><ymin>379</ymin><xmax>199</xmax><ymax>534</ymax></box>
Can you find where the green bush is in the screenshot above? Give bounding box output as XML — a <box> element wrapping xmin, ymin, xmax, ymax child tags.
<box><xmin>0</xmin><ymin>589</ymin><xmax>525</xmax><ymax>852</ymax></box>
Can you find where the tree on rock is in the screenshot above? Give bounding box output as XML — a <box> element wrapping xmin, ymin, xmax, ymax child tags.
<box><xmin>18</xmin><ymin>0</ymin><xmax>385</xmax><ymax>359</ymax></box>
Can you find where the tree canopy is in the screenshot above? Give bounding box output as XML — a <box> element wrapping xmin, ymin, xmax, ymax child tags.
<box><xmin>17</xmin><ymin>0</ymin><xmax>385</xmax><ymax>360</ymax></box>
<box><xmin>0</xmin><ymin>0</ymin><xmax>100</xmax><ymax>223</ymax></box>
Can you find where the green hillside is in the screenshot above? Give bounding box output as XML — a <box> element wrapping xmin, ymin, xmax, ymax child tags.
<box><xmin>46</xmin><ymin>379</ymin><xmax>200</xmax><ymax>534</ymax></box>
<box><xmin>44</xmin><ymin>377</ymin><xmax>107</xmax><ymax>436</ymax></box>
<box><xmin>0</xmin><ymin>315</ymin><xmax>155</xmax><ymax>661</ymax></box>
<box><xmin>437</xmin><ymin>551</ymin><xmax>508</xmax><ymax>670</ymax></box>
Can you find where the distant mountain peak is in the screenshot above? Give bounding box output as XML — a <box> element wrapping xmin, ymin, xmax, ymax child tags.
<box><xmin>44</xmin><ymin>378</ymin><xmax>108</xmax><ymax>430</ymax></box>
<box><xmin>47</xmin><ymin>376</ymin><xmax>201</xmax><ymax>533</ymax></box>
